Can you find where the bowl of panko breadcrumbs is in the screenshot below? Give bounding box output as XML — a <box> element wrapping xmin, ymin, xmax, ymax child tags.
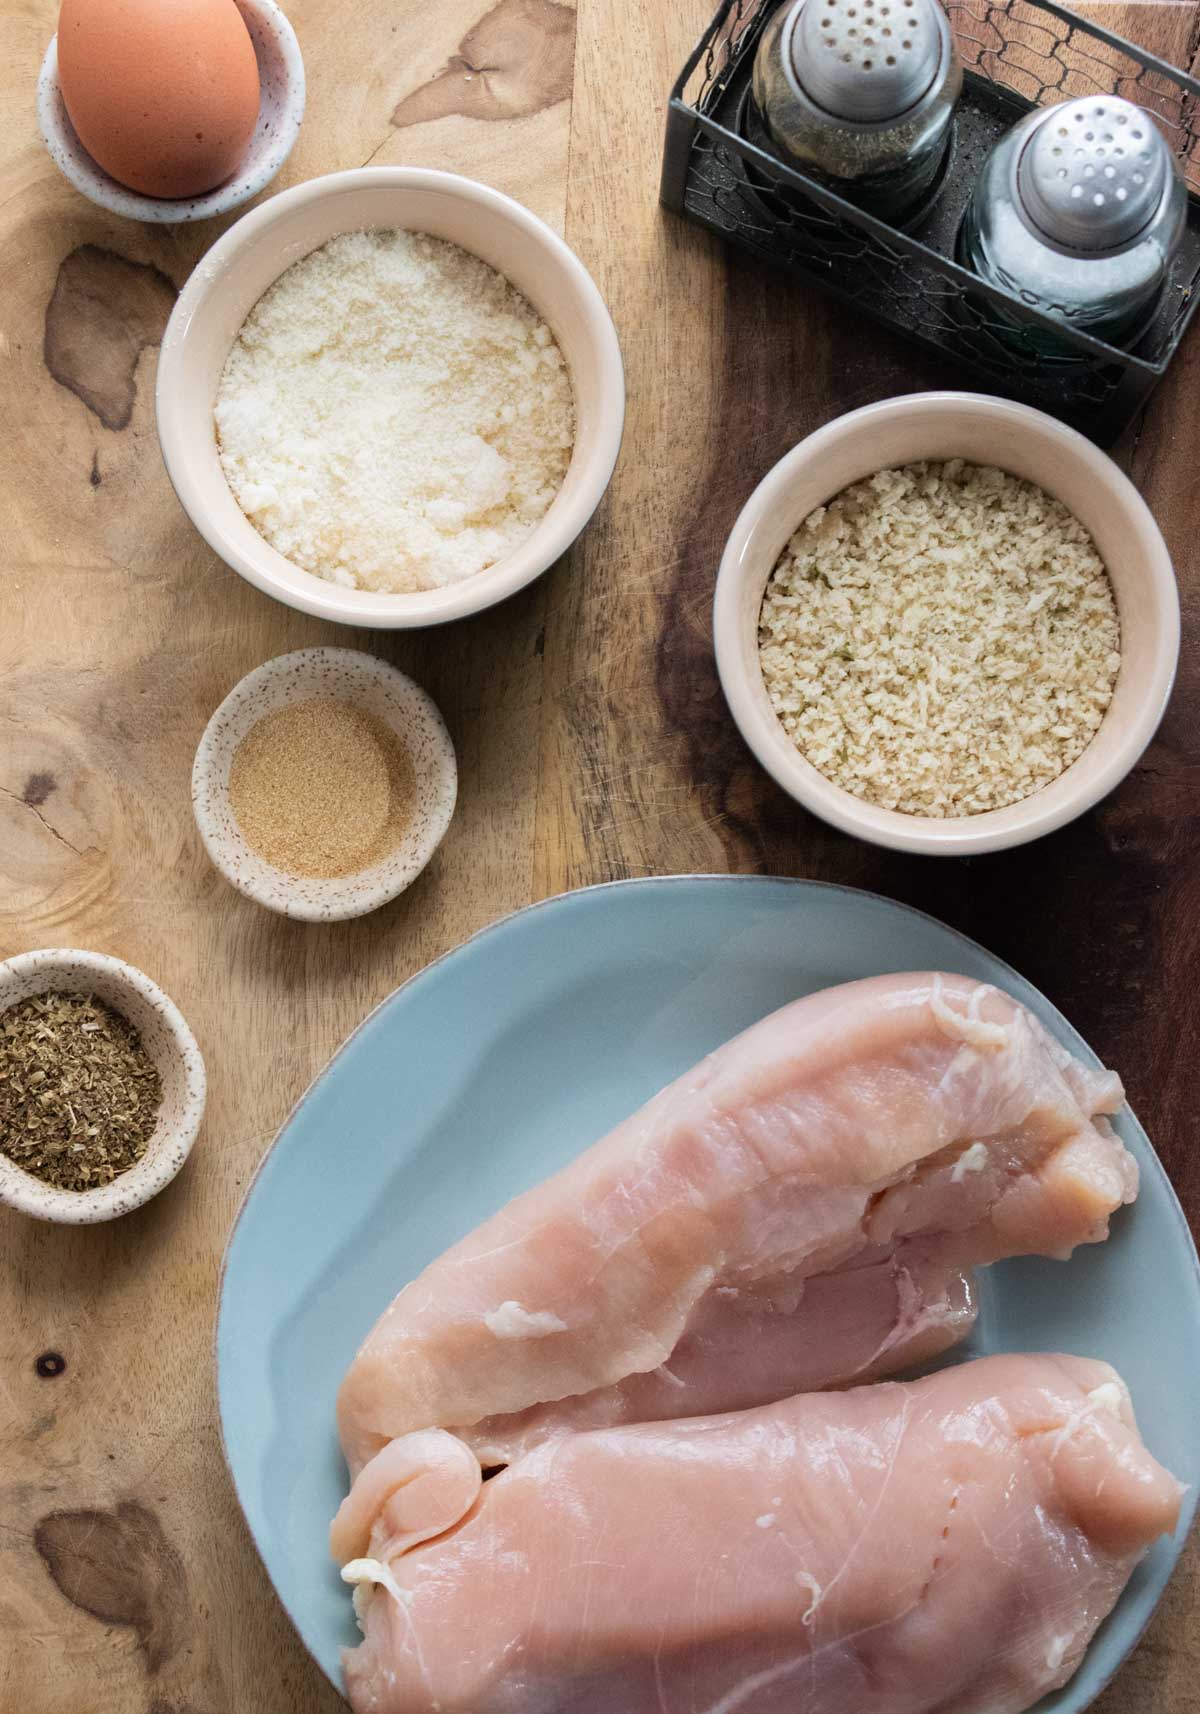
<box><xmin>156</xmin><ymin>168</ymin><xmax>624</xmax><ymax>628</ymax></box>
<box><xmin>714</xmin><ymin>393</ymin><xmax>1179</xmax><ymax>857</ymax></box>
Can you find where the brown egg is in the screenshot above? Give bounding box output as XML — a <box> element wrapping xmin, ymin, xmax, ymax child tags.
<box><xmin>57</xmin><ymin>0</ymin><xmax>261</xmax><ymax>200</ymax></box>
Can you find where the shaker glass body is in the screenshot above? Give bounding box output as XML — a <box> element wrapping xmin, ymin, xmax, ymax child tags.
<box><xmin>751</xmin><ymin>0</ymin><xmax>961</xmax><ymax>223</ymax></box>
<box><xmin>958</xmin><ymin>97</ymin><xmax>1186</xmax><ymax>353</ymax></box>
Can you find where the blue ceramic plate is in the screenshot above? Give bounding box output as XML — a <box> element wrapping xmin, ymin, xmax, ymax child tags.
<box><xmin>217</xmin><ymin>877</ymin><xmax>1200</xmax><ymax>1705</ymax></box>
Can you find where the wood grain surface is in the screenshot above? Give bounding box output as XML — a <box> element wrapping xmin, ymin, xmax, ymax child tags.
<box><xmin>1</xmin><ymin>1</ymin><xmax>1197</xmax><ymax>1709</ymax></box>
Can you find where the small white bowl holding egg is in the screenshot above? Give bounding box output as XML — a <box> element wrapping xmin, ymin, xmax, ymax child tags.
<box><xmin>37</xmin><ymin>0</ymin><xmax>304</xmax><ymax>222</ymax></box>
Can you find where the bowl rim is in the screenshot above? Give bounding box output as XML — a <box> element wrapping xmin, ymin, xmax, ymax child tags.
<box><xmin>0</xmin><ymin>948</ymin><xmax>207</xmax><ymax>1224</ymax></box>
<box><xmin>155</xmin><ymin>166</ymin><xmax>626</xmax><ymax>628</ymax></box>
<box><xmin>191</xmin><ymin>646</ymin><xmax>459</xmax><ymax>921</ymax></box>
<box><xmin>36</xmin><ymin>0</ymin><xmax>306</xmax><ymax>224</ymax></box>
<box><xmin>714</xmin><ymin>390</ymin><xmax>1180</xmax><ymax>857</ymax></box>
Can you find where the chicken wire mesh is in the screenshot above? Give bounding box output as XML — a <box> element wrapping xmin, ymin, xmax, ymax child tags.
<box><xmin>661</xmin><ymin>0</ymin><xmax>1200</xmax><ymax>442</ymax></box>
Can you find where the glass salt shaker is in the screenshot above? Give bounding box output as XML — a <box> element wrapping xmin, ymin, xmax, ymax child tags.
<box><xmin>958</xmin><ymin>95</ymin><xmax>1187</xmax><ymax>352</ymax></box>
<box><xmin>751</xmin><ymin>0</ymin><xmax>962</xmax><ymax>223</ymax></box>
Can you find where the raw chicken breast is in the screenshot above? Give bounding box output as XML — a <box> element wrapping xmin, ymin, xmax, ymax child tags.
<box><xmin>340</xmin><ymin>1355</ymin><xmax>1181</xmax><ymax>1714</ymax></box>
<box><xmin>465</xmin><ymin>1253</ymin><xmax>978</xmax><ymax>1464</ymax></box>
<box><xmin>338</xmin><ymin>975</ymin><xmax>1134</xmax><ymax>1474</ymax></box>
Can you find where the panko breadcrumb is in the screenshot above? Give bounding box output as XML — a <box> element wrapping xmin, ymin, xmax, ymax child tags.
<box><xmin>757</xmin><ymin>460</ymin><xmax>1121</xmax><ymax>817</ymax></box>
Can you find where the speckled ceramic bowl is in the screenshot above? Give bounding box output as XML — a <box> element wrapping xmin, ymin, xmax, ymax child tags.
<box><xmin>36</xmin><ymin>0</ymin><xmax>304</xmax><ymax>224</ymax></box>
<box><xmin>0</xmin><ymin>950</ymin><xmax>206</xmax><ymax>1224</ymax></box>
<box><xmin>193</xmin><ymin>648</ymin><xmax>458</xmax><ymax>920</ymax></box>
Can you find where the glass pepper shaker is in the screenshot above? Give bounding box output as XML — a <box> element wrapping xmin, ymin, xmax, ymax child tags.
<box><xmin>958</xmin><ymin>95</ymin><xmax>1187</xmax><ymax>352</ymax></box>
<box><xmin>750</xmin><ymin>0</ymin><xmax>962</xmax><ymax>223</ymax></box>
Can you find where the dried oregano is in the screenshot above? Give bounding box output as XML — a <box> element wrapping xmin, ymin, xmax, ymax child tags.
<box><xmin>0</xmin><ymin>991</ymin><xmax>163</xmax><ymax>1190</ymax></box>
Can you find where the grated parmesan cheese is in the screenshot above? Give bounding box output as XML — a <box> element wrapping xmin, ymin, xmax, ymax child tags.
<box><xmin>757</xmin><ymin>461</ymin><xmax>1121</xmax><ymax>817</ymax></box>
<box><xmin>214</xmin><ymin>230</ymin><xmax>575</xmax><ymax>594</ymax></box>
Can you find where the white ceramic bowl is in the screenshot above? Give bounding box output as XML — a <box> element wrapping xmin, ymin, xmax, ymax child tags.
<box><xmin>0</xmin><ymin>950</ymin><xmax>206</xmax><ymax>1224</ymax></box>
<box><xmin>192</xmin><ymin>647</ymin><xmax>458</xmax><ymax>919</ymax></box>
<box><xmin>156</xmin><ymin>168</ymin><xmax>625</xmax><ymax>627</ymax></box>
<box><xmin>714</xmin><ymin>392</ymin><xmax>1179</xmax><ymax>856</ymax></box>
<box><xmin>37</xmin><ymin>0</ymin><xmax>305</xmax><ymax>223</ymax></box>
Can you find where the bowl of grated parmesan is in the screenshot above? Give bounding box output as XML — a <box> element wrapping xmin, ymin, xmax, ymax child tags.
<box><xmin>714</xmin><ymin>392</ymin><xmax>1179</xmax><ymax>856</ymax></box>
<box><xmin>155</xmin><ymin>168</ymin><xmax>624</xmax><ymax>626</ymax></box>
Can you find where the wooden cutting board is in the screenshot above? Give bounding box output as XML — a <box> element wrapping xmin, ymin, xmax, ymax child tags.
<box><xmin>1</xmin><ymin>1</ymin><xmax>1197</xmax><ymax>1709</ymax></box>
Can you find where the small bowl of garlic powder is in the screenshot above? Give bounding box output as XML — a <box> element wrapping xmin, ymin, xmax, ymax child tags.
<box><xmin>156</xmin><ymin>168</ymin><xmax>624</xmax><ymax>628</ymax></box>
<box><xmin>714</xmin><ymin>392</ymin><xmax>1179</xmax><ymax>856</ymax></box>
<box><xmin>192</xmin><ymin>648</ymin><xmax>457</xmax><ymax>920</ymax></box>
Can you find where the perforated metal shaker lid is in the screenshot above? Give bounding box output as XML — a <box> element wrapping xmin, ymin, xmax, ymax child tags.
<box><xmin>1016</xmin><ymin>97</ymin><xmax>1171</xmax><ymax>251</ymax></box>
<box><xmin>789</xmin><ymin>0</ymin><xmax>944</xmax><ymax>123</ymax></box>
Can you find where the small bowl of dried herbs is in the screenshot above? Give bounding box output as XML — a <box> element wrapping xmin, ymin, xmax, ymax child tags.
<box><xmin>0</xmin><ymin>949</ymin><xmax>206</xmax><ymax>1224</ymax></box>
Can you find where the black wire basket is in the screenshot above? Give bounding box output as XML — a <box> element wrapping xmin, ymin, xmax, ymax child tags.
<box><xmin>661</xmin><ymin>0</ymin><xmax>1200</xmax><ymax>443</ymax></box>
